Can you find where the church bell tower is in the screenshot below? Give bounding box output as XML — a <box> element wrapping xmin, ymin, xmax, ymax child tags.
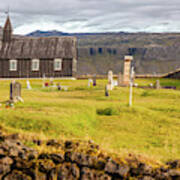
<box><xmin>3</xmin><ymin>15</ymin><xmax>12</xmax><ymax>43</ymax></box>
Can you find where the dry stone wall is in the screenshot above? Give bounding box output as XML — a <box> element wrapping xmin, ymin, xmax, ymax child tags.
<box><xmin>0</xmin><ymin>132</ymin><xmax>180</xmax><ymax>179</ymax></box>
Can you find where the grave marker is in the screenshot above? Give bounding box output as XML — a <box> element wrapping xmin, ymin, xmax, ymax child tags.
<box><xmin>105</xmin><ymin>85</ymin><xmax>109</xmax><ymax>97</ymax></box>
<box><xmin>123</xmin><ymin>56</ymin><xmax>133</xmax><ymax>86</ymax></box>
<box><xmin>93</xmin><ymin>75</ymin><xmax>96</xmax><ymax>86</ymax></box>
<box><xmin>155</xmin><ymin>80</ymin><xmax>161</xmax><ymax>89</ymax></box>
<box><xmin>26</xmin><ymin>80</ymin><xmax>32</xmax><ymax>90</ymax></box>
<box><xmin>88</xmin><ymin>78</ymin><xmax>93</xmax><ymax>87</ymax></box>
<box><xmin>57</xmin><ymin>83</ymin><xmax>61</xmax><ymax>91</ymax></box>
<box><xmin>10</xmin><ymin>81</ymin><xmax>23</xmax><ymax>102</ymax></box>
<box><xmin>107</xmin><ymin>70</ymin><xmax>114</xmax><ymax>90</ymax></box>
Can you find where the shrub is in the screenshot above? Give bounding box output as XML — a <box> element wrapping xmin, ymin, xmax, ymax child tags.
<box><xmin>96</xmin><ymin>107</ymin><xmax>119</xmax><ymax>116</ymax></box>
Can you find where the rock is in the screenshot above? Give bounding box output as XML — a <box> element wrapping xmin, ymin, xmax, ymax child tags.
<box><xmin>105</xmin><ymin>159</ymin><xmax>130</xmax><ymax>178</ymax></box>
<box><xmin>130</xmin><ymin>163</ymin><xmax>153</xmax><ymax>176</ymax></box>
<box><xmin>0</xmin><ymin>148</ymin><xmax>6</xmax><ymax>157</ymax></box>
<box><xmin>167</xmin><ymin>160</ymin><xmax>180</xmax><ymax>169</ymax></box>
<box><xmin>5</xmin><ymin>133</ymin><xmax>19</xmax><ymax>140</ymax></box>
<box><xmin>105</xmin><ymin>160</ymin><xmax>118</xmax><ymax>174</ymax></box>
<box><xmin>65</xmin><ymin>141</ymin><xmax>73</xmax><ymax>149</ymax></box>
<box><xmin>38</xmin><ymin>153</ymin><xmax>50</xmax><ymax>160</ymax></box>
<box><xmin>28</xmin><ymin>153</ymin><xmax>36</xmax><ymax>161</ymax></box>
<box><xmin>94</xmin><ymin>160</ymin><xmax>106</xmax><ymax>170</ymax></box>
<box><xmin>3</xmin><ymin>170</ymin><xmax>31</xmax><ymax>180</ymax></box>
<box><xmin>49</xmin><ymin>153</ymin><xmax>64</xmax><ymax>164</ymax></box>
<box><xmin>56</xmin><ymin>163</ymin><xmax>80</xmax><ymax>180</ymax></box>
<box><xmin>12</xmin><ymin>157</ymin><xmax>36</xmax><ymax>171</ymax></box>
<box><xmin>9</xmin><ymin>147</ymin><xmax>19</xmax><ymax>157</ymax></box>
<box><xmin>65</xmin><ymin>151</ymin><xmax>103</xmax><ymax>169</ymax></box>
<box><xmin>141</xmin><ymin>176</ymin><xmax>155</xmax><ymax>180</ymax></box>
<box><xmin>46</xmin><ymin>139</ymin><xmax>61</xmax><ymax>147</ymax></box>
<box><xmin>168</xmin><ymin>169</ymin><xmax>180</xmax><ymax>177</ymax></box>
<box><xmin>0</xmin><ymin>157</ymin><xmax>13</xmax><ymax>177</ymax></box>
<box><xmin>117</xmin><ymin>165</ymin><xmax>130</xmax><ymax>178</ymax></box>
<box><xmin>81</xmin><ymin>167</ymin><xmax>111</xmax><ymax>180</ymax></box>
<box><xmin>38</xmin><ymin>160</ymin><xmax>55</xmax><ymax>174</ymax></box>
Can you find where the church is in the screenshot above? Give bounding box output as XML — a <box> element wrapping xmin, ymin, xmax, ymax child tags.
<box><xmin>0</xmin><ymin>16</ymin><xmax>77</xmax><ymax>78</ymax></box>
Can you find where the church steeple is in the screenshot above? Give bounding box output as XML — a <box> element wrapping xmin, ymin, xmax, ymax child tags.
<box><xmin>3</xmin><ymin>15</ymin><xmax>12</xmax><ymax>43</ymax></box>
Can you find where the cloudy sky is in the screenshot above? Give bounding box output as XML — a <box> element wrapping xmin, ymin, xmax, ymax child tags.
<box><xmin>0</xmin><ymin>0</ymin><xmax>180</xmax><ymax>35</ymax></box>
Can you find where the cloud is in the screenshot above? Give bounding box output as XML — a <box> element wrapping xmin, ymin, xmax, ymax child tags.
<box><xmin>0</xmin><ymin>0</ymin><xmax>180</xmax><ymax>34</ymax></box>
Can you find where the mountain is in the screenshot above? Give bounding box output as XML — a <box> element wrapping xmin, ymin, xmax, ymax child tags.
<box><xmin>27</xmin><ymin>30</ymin><xmax>180</xmax><ymax>75</ymax></box>
<box><xmin>27</xmin><ymin>30</ymin><xmax>128</xmax><ymax>37</ymax></box>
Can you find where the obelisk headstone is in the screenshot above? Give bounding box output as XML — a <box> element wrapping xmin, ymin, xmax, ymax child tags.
<box><xmin>123</xmin><ymin>56</ymin><xmax>133</xmax><ymax>86</ymax></box>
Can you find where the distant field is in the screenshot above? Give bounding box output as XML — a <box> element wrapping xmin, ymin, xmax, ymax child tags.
<box><xmin>0</xmin><ymin>78</ymin><xmax>180</xmax><ymax>162</ymax></box>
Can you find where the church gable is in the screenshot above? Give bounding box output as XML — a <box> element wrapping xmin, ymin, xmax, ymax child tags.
<box><xmin>0</xmin><ymin>16</ymin><xmax>78</xmax><ymax>78</ymax></box>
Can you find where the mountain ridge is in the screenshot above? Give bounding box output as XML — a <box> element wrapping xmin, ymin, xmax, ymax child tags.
<box><xmin>26</xmin><ymin>30</ymin><xmax>180</xmax><ymax>75</ymax></box>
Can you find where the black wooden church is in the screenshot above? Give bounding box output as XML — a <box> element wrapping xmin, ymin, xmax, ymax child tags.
<box><xmin>0</xmin><ymin>16</ymin><xmax>78</xmax><ymax>78</ymax></box>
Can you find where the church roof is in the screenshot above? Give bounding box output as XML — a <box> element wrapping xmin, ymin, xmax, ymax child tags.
<box><xmin>4</xmin><ymin>16</ymin><xmax>12</xmax><ymax>31</ymax></box>
<box><xmin>0</xmin><ymin>36</ymin><xmax>77</xmax><ymax>59</ymax></box>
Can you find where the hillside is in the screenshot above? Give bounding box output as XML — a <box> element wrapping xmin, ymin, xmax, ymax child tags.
<box><xmin>27</xmin><ymin>31</ymin><xmax>180</xmax><ymax>75</ymax></box>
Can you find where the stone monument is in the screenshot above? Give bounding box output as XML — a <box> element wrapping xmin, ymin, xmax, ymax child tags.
<box><xmin>123</xmin><ymin>56</ymin><xmax>133</xmax><ymax>86</ymax></box>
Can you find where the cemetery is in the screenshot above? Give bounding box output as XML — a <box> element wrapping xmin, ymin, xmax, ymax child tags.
<box><xmin>0</xmin><ymin>76</ymin><xmax>180</xmax><ymax>165</ymax></box>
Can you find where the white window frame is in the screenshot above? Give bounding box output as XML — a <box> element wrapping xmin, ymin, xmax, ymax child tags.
<box><xmin>54</xmin><ymin>58</ymin><xmax>62</xmax><ymax>71</ymax></box>
<box><xmin>9</xmin><ymin>60</ymin><xmax>17</xmax><ymax>71</ymax></box>
<box><xmin>31</xmin><ymin>59</ymin><xmax>40</xmax><ymax>71</ymax></box>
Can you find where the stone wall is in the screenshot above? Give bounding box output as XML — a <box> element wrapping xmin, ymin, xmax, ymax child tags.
<box><xmin>0</xmin><ymin>132</ymin><xmax>180</xmax><ymax>179</ymax></box>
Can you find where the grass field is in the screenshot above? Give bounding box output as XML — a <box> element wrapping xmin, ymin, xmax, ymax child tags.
<box><xmin>0</xmin><ymin>78</ymin><xmax>180</xmax><ymax>162</ymax></box>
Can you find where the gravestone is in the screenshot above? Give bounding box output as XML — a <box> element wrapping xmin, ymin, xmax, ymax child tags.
<box><xmin>26</xmin><ymin>80</ymin><xmax>32</xmax><ymax>90</ymax></box>
<box><xmin>107</xmin><ymin>70</ymin><xmax>114</xmax><ymax>90</ymax></box>
<box><xmin>123</xmin><ymin>56</ymin><xmax>133</xmax><ymax>86</ymax></box>
<box><xmin>105</xmin><ymin>85</ymin><xmax>109</xmax><ymax>96</ymax></box>
<box><xmin>117</xmin><ymin>73</ymin><xmax>123</xmax><ymax>86</ymax></box>
<box><xmin>93</xmin><ymin>75</ymin><xmax>96</xmax><ymax>86</ymax></box>
<box><xmin>50</xmin><ymin>78</ymin><xmax>54</xmax><ymax>86</ymax></box>
<box><xmin>10</xmin><ymin>81</ymin><xmax>23</xmax><ymax>102</ymax></box>
<box><xmin>57</xmin><ymin>83</ymin><xmax>61</xmax><ymax>91</ymax></box>
<box><xmin>155</xmin><ymin>80</ymin><xmax>161</xmax><ymax>89</ymax></box>
<box><xmin>88</xmin><ymin>78</ymin><xmax>93</xmax><ymax>87</ymax></box>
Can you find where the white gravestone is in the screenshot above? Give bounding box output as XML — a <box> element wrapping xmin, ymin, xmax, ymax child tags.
<box><xmin>107</xmin><ymin>70</ymin><xmax>114</xmax><ymax>90</ymax></box>
<box><xmin>88</xmin><ymin>79</ymin><xmax>93</xmax><ymax>87</ymax></box>
<box><xmin>26</xmin><ymin>80</ymin><xmax>32</xmax><ymax>90</ymax></box>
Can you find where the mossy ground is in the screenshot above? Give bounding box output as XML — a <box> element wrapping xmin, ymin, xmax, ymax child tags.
<box><xmin>0</xmin><ymin>78</ymin><xmax>180</xmax><ymax>162</ymax></box>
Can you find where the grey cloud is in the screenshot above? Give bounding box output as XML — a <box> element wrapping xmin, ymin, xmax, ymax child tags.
<box><xmin>0</xmin><ymin>0</ymin><xmax>180</xmax><ymax>34</ymax></box>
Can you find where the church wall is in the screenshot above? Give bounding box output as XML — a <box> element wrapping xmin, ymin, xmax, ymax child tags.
<box><xmin>0</xmin><ymin>58</ymin><xmax>73</xmax><ymax>78</ymax></box>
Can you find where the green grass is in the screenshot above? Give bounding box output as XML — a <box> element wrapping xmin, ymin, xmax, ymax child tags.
<box><xmin>0</xmin><ymin>78</ymin><xmax>180</xmax><ymax>162</ymax></box>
